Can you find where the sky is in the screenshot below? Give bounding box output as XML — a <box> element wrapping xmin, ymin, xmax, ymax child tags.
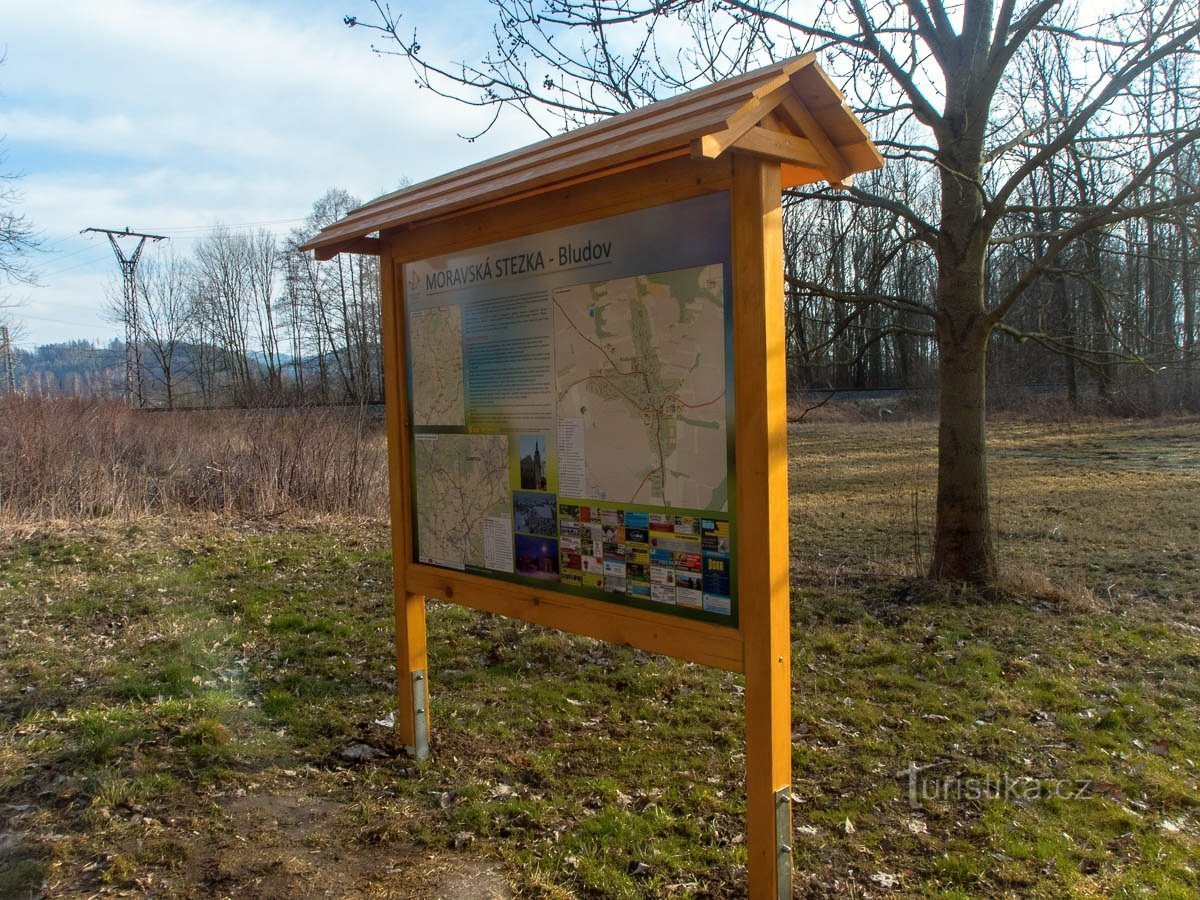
<box><xmin>0</xmin><ymin>0</ymin><xmax>546</xmax><ymax>347</ymax></box>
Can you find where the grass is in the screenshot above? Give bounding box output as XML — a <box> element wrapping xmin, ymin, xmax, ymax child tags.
<box><xmin>0</xmin><ymin>416</ymin><xmax>1198</xmax><ymax>897</ymax></box>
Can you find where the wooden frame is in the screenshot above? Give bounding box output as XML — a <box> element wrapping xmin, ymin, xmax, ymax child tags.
<box><xmin>732</xmin><ymin>155</ymin><xmax>793</xmax><ymax>897</ymax></box>
<box><xmin>310</xmin><ymin>54</ymin><xmax>881</xmax><ymax>899</ymax></box>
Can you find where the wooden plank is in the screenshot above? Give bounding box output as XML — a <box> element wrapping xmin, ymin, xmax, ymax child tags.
<box><xmin>790</xmin><ymin>64</ymin><xmax>850</xmax><ymax>111</ymax></box>
<box><xmin>758</xmin><ymin>110</ymin><xmax>788</xmax><ymax>131</ymax></box>
<box><xmin>387</xmin><ymin>154</ymin><xmax>734</xmax><ymax>265</ymax></box>
<box><xmin>310</xmin><ymin>84</ymin><xmax>760</xmax><ymax>248</ymax></box>
<box><xmin>379</xmin><ymin>117</ymin><xmax>724</xmax><ymax>225</ymax></box>
<box><xmin>314</xmin><ymin>235</ymin><xmax>382</xmax><ymax>260</ymax></box>
<box><xmin>379</xmin><ymin>248</ymin><xmax>430</xmax><ymax>753</ymax></box>
<box><xmin>728</xmin><ymin>126</ymin><xmax>827</xmax><ymax>168</ymax></box>
<box><xmin>782</xmin><ymin>67</ymin><xmax>881</xmax><ymax>173</ymax></box>
<box><xmin>837</xmin><ymin>142</ymin><xmax>886</xmax><ymax>173</ymax></box>
<box><xmin>339</xmin><ymin>59</ymin><xmax>806</xmax><ymax>216</ymax></box>
<box><xmin>415</xmin><ymin>147</ymin><xmax>690</xmax><ymax>227</ymax></box>
<box><xmin>690</xmin><ymin>81</ymin><xmax>801</xmax><ymax>160</ymax></box>
<box><xmin>406</xmin><ymin>565</ymin><xmax>744</xmax><ymax>673</ymax></box>
<box><xmin>304</xmin><ymin>63</ymin><xmax>886</xmax><ymax>253</ymax></box>
<box><xmin>779</xmin><ymin>163</ymin><xmax>827</xmax><ymax>188</ymax></box>
<box><xmin>776</xmin><ymin>95</ymin><xmax>852</xmax><ymax>181</ymax></box>
<box><xmin>793</xmin><ymin>67</ymin><xmax>883</xmax><ymax>168</ymax></box>
<box><xmin>731</xmin><ymin>154</ymin><xmax>792</xmax><ymax>898</ymax></box>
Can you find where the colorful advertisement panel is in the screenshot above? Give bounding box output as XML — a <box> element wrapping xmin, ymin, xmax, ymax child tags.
<box><xmin>403</xmin><ymin>193</ymin><xmax>736</xmax><ymax>623</ymax></box>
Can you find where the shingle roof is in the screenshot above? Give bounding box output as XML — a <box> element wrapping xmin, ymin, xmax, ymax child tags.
<box><xmin>302</xmin><ymin>54</ymin><xmax>881</xmax><ymax>259</ymax></box>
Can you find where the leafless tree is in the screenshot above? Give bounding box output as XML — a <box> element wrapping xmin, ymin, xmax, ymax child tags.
<box><xmin>0</xmin><ymin>172</ymin><xmax>38</xmax><ymax>287</ymax></box>
<box><xmin>136</xmin><ymin>250</ymin><xmax>197</xmax><ymax>409</ymax></box>
<box><xmin>283</xmin><ymin>188</ymin><xmax>383</xmax><ymax>403</ymax></box>
<box><xmin>245</xmin><ymin>228</ymin><xmax>284</xmax><ymax>398</ymax></box>
<box><xmin>351</xmin><ymin>0</ymin><xmax>1200</xmax><ymax>582</ymax></box>
<box><xmin>1</xmin><ymin>119</ymin><xmax>40</xmax><ymax>286</ymax></box>
<box><xmin>192</xmin><ymin>227</ymin><xmax>261</xmax><ymax>403</ymax></box>
<box><xmin>1</xmin><ymin>63</ymin><xmax>39</xmax><ymax>339</ymax></box>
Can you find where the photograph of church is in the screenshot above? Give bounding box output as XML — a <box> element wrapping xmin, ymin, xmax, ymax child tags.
<box><xmin>519</xmin><ymin>435</ymin><xmax>548</xmax><ymax>491</ymax></box>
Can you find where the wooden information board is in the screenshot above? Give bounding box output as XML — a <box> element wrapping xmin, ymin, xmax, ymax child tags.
<box><xmin>403</xmin><ymin>192</ymin><xmax>738</xmax><ymax>625</ymax></box>
<box><xmin>304</xmin><ymin>54</ymin><xmax>881</xmax><ymax>898</ymax></box>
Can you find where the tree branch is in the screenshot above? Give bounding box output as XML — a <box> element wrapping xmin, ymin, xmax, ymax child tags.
<box><xmin>788</xmin><ymin>275</ymin><xmax>938</xmax><ymax>318</ymax></box>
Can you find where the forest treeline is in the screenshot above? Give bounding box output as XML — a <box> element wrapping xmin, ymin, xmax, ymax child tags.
<box><xmin>8</xmin><ymin>189</ymin><xmax>382</xmax><ymax>409</ymax></box>
<box><xmin>7</xmin><ymin>57</ymin><xmax>1199</xmax><ymax>415</ymax></box>
<box><xmin>786</xmin><ymin>127</ymin><xmax>1199</xmax><ymax>415</ymax></box>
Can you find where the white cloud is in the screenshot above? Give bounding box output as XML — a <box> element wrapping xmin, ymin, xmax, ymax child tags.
<box><xmin>1</xmin><ymin>0</ymin><xmax>545</xmax><ymax>346</ymax></box>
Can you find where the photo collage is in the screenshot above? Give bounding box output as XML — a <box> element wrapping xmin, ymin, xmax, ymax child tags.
<box><xmin>508</xmin><ymin>433</ymin><xmax>733</xmax><ymax>616</ymax></box>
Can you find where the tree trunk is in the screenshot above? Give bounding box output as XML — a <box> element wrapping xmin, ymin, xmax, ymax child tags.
<box><xmin>929</xmin><ymin>106</ymin><xmax>995</xmax><ymax>582</ymax></box>
<box><xmin>931</xmin><ymin>316</ymin><xmax>995</xmax><ymax>581</ymax></box>
<box><xmin>164</xmin><ymin>363</ymin><xmax>174</xmax><ymax>410</ymax></box>
<box><xmin>1182</xmin><ymin>224</ymin><xmax>1196</xmax><ymax>410</ymax></box>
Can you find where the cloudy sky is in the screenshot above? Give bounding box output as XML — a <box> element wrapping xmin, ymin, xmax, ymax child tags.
<box><xmin>0</xmin><ymin>0</ymin><xmax>545</xmax><ymax>347</ymax></box>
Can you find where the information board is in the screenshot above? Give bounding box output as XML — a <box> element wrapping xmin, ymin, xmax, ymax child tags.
<box><xmin>403</xmin><ymin>193</ymin><xmax>737</xmax><ymax>624</ymax></box>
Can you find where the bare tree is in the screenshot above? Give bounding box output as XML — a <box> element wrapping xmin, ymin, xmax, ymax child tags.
<box><xmin>0</xmin><ymin>173</ymin><xmax>38</xmax><ymax>287</ymax></box>
<box><xmin>245</xmin><ymin>228</ymin><xmax>283</xmax><ymax>398</ymax></box>
<box><xmin>136</xmin><ymin>250</ymin><xmax>197</xmax><ymax>409</ymax></box>
<box><xmin>193</xmin><ymin>227</ymin><xmax>255</xmax><ymax>403</ymax></box>
<box><xmin>0</xmin><ymin>136</ymin><xmax>40</xmax><ymax>286</ymax></box>
<box><xmin>1</xmin><ymin>64</ymin><xmax>40</xmax><ymax>339</ymax></box>
<box><xmin>351</xmin><ymin>0</ymin><xmax>1200</xmax><ymax>582</ymax></box>
<box><xmin>283</xmin><ymin>188</ymin><xmax>383</xmax><ymax>403</ymax></box>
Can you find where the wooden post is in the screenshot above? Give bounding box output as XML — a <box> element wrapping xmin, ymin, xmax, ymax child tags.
<box><xmin>380</xmin><ymin>250</ymin><xmax>431</xmax><ymax>758</ymax></box>
<box><xmin>732</xmin><ymin>155</ymin><xmax>792</xmax><ymax>897</ymax></box>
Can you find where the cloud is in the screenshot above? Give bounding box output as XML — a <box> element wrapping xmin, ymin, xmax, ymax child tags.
<box><xmin>1</xmin><ymin>0</ymin><xmax>545</xmax><ymax>345</ymax></box>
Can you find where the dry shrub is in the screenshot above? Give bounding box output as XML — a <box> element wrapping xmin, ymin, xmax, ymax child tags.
<box><xmin>994</xmin><ymin>560</ymin><xmax>1101</xmax><ymax>611</ymax></box>
<box><xmin>0</xmin><ymin>396</ymin><xmax>389</xmax><ymax>521</ymax></box>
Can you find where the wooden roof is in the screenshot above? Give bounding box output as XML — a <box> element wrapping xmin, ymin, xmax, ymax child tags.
<box><xmin>303</xmin><ymin>54</ymin><xmax>882</xmax><ymax>259</ymax></box>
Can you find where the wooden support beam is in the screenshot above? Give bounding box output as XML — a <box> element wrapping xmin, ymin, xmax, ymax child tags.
<box><xmin>731</xmin><ymin>126</ymin><xmax>828</xmax><ymax>168</ymax></box>
<box><xmin>732</xmin><ymin>154</ymin><xmax>792</xmax><ymax>898</ymax></box>
<box><xmin>776</xmin><ymin>95</ymin><xmax>853</xmax><ymax>182</ymax></box>
<box><xmin>379</xmin><ymin>249</ymin><xmax>430</xmax><ymax>758</ymax></box>
<box><xmin>389</xmin><ymin>155</ymin><xmax>733</xmax><ymax>264</ymax></box>
<box><xmin>406</xmin><ymin>565</ymin><xmax>744</xmax><ymax>674</ymax></box>
<box><xmin>315</xmin><ymin>235</ymin><xmax>382</xmax><ymax>260</ymax></box>
<box><xmin>690</xmin><ymin>80</ymin><xmax>801</xmax><ymax>161</ymax></box>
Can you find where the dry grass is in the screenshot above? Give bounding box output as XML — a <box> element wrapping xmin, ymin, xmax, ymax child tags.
<box><xmin>786</xmin><ymin>415</ymin><xmax>1200</xmax><ymax>603</ymax></box>
<box><xmin>1</xmin><ymin>410</ymin><xmax>1198</xmax><ymax>897</ymax></box>
<box><xmin>0</xmin><ymin>397</ymin><xmax>389</xmax><ymax>520</ymax></box>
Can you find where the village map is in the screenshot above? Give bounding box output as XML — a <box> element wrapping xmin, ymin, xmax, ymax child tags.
<box><xmin>553</xmin><ymin>264</ymin><xmax>728</xmax><ymax>511</ymax></box>
<box><xmin>408</xmin><ymin>305</ymin><xmax>465</xmax><ymax>426</ymax></box>
<box><xmin>412</xmin><ymin>433</ymin><xmax>510</xmax><ymax>569</ymax></box>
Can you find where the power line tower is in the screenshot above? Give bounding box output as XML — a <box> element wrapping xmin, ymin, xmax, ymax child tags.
<box><xmin>0</xmin><ymin>325</ymin><xmax>15</xmax><ymax>394</ymax></box>
<box><xmin>82</xmin><ymin>227</ymin><xmax>168</xmax><ymax>406</ymax></box>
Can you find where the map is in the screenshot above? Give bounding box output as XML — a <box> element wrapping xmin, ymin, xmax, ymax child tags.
<box><xmin>409</xmin><ymin>305</ymin><xmax>465</xmax><ymax>426</ymax></box>
<box><xmin>553</xmin><ymin>264</ymin><xmax>728</xmax><ymax>511</ymax></box>
<box><xmin>412</xmin><ymin>434</ymin><xmax>511</xmax><ymax>568</ymax></box>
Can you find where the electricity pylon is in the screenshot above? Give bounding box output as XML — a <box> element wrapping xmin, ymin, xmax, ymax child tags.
<box><xmin>82</xmin><ymin>227</ymin><xmax>168</xmax><ymax>406</ymax></box>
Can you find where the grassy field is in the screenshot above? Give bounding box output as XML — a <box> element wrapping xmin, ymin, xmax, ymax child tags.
<box><xmin>1</xmin><ymin>417</ymin><xmax>1198</xmax><ymax>898</ymax></box>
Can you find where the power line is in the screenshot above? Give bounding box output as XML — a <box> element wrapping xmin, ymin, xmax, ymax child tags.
<box><xmin>36</xmin><ymin>250</ymin><xmax>117</xmax><ymax>279</ymax></box>
<box><xmin>81</xmin><ymin>227</ymin><xmax>169</xmax><ymax>407</ymax></box>
<box><xmin>135</xmin><ymin>216</ymin><xmax>308</xmax><ymax>235</ymax></box>
<box><xmin>13</xmin><ymin>311</ymin><xmax>111</xmax><ymax>329</ymax></box>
